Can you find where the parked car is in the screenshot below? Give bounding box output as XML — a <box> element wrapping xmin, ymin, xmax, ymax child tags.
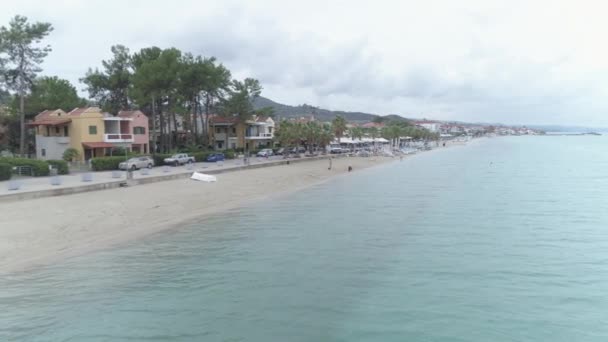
<box><xmin>257</xmin><ymin>149</ymin><xmax>274</xmax><ymax>157</ymax></box>
<box><xmin>275</xmin><ymin>148</ymin><xmax>285</xmax><ymax>155</ymax></box>
<box><xmin>119</xmin><ymin>156</ymin><xmax>154</xmax><ymax>170</ymax></box>
<box><xmin>289</xmin><ymin>147</ymin><xmax>306</xmax><ymax>154</ymax></box>
<box><xmin>164</xmin><ymin>153</ymin><xmax>195</xmax><ymax>166</ymax></box>
<box><xmin>206</xmin><ymin>153</ymin><xmax>225</xmax><ymax>162</ymax></box>
<box><xmin>330</xmin><ymin>147</ymin><xmax>343</xmax><ymax>154</ymax></box>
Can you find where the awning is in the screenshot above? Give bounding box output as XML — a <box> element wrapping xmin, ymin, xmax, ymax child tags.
<box><xmin>27</xmin><ymin>119</ymin><xmax>71</xmax><ymax>126</ymax></box>
<box><xmin>82</xmin><ymin>142</ymin><xmax>115</xmax><ymax>149</ymax></box>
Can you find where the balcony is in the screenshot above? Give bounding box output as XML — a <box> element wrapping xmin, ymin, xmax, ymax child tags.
<box><xmin>104</xmin><ymin>133</ymin><xmax>134</xmax><ymax>143</ymax></box>
<box><xmin>215</xmin><ymin>133</ymin><xmax>237</xmax><ymax>141</ymax></box>
<box><xmin>245</xmin><ymin>133</ymin><xmax>273</xmax><ymax>139</ymax></box>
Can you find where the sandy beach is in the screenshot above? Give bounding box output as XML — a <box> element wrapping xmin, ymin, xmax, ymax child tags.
<box><xmin>0</xmin><ymin>156</ymin><xmax>394</xmax><ymax>274</ymax></box>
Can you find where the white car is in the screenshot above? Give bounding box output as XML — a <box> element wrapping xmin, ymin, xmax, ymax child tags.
<box><xmin>119</xmin><ymin>156</ymin><xmax>154</xmax><ymax>170</ymax></box>
<box><xmin>164</xmin><ymin>153</ymin><xmax>195</xmax><ymax>166</ymax></box>
<box><xmin>257</xmin><ymin>149</ymin><xmax>274</xmax><ymax>157</ymax></box>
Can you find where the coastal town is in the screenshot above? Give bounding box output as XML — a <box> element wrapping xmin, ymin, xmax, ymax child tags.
<box><xmin>0</xmin><ymin>102</ymin><xmax>543</xmax><ymax>194</ymax></box>
<box><xmin>0</xmin><ymin>13</ymin><xmax>544</xmax><ymax>272</ymax></box>
<box><xmin>0</xmin><ymin>14</ymin><xmax>545</xmax><ymax>194</ymax></box>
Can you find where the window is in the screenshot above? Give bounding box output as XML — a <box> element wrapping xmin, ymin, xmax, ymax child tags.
<box><xmin>89</xmin><ymin>125</ymin><xmax>97</xmax><ymax>135</ymax></box>
<box><xmin>133</xmin><ymin>126</ymin><xmax>146</xmax><ymax>135</ymax></box>
<box><xmin>64</xmin><ymin>126</ymin><xmax>69</xmax><ymax>137</ymax></box>
<box><xmin>55</xmin><ymin>127</ymin><xmax>60</xmax><ymax>135</ymax></box>
<box><xmin>232</xmin><ymin>127</ymin><xmax>236</xmax><ymax>134</ymax></box>
<box><xmin>41</xmin><ymin>149</ymin><xmax>46</xmax><ymax>157</ymax></box>
<box><xmin>215</xmin><ymin>127</ymin><xmax>221</xmax><ymax>133</ymax></box>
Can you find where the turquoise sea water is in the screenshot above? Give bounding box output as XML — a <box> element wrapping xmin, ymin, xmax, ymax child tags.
<box><xmin>2</xmin><ymin>136</ymin><xmax>608</xmax><ymax>341</ymax></box>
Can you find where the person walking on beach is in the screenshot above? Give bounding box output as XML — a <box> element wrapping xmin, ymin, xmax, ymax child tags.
<box><xmin>328</xmin><ymin>157</ymin><xmax>332</xmax><ymax>170</ymax></box>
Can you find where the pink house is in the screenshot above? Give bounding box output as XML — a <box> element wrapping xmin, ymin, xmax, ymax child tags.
<box><xmin>118</xmin><ymin>110</ymin><xmax>150</xmax><ymax>154</ymax></box>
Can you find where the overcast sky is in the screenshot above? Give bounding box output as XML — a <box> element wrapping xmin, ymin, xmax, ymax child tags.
<box><xmin>2</xmin><ymin>0</ymin><xmax>608</xmax><ymax>125</ymax></box>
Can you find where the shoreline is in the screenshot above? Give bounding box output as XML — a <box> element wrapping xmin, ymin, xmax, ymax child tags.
<box><xmin>0</xmin><ymin>140</ymin><xmax>474</xmax><ymax>275</ymax></box>
<box><xmin>0</xmin><ymin>155</ymin><xmax>396</xmax><ymax>275</ymax></box>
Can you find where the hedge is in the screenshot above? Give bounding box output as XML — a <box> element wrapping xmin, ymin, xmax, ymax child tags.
<box><xmin>152</xmin><ymin>154</ymin><xmax>172</xmax><ymax>166</ymax></box>
<box><xmin>0</xmin><ymin>157</ymin><xmax>50</xmax><ymax>176</ymax></box>
<box><xmin>0</xmin><ymin>163</ymin><xmax>11</xmax><ymax>181</ymax></box>
<box><xmin>191</xmin><ymin>151</ymin><xmax>213</xmax><ymax>162</ymax></box>
<box><xmin>47</xmin><ymin>160</ymin><xmax>69</xmax><ymax>175</ymax></box>
<box><xmin>224</xmin><ymin>150</ymin><xmax>235</xmax><ymax>159</ymax></box>
<box><xmin>90</xmin><ymin>156</ymin><xmax>128</xmax><ymax>171</ymax></box>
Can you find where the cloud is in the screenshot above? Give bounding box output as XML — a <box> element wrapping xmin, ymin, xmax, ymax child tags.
<box><xmin>2</xmin><ymin>0</ymin><xmax>608</xmax><ymax>125</ymax></box>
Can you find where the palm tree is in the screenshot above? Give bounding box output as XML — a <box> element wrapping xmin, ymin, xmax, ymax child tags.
<box><xmin>331</xmin><ymin>115</ymin><xmax>347</xmax><ymax>143</ymax></box>
<box><xmin>303</xmin><ymin>121</ymin><xmax>321</xmax><ymax>154</ymax></box>
<box><xmin>319</xmin><ymin>124</ymin><xmax>334</xmax><ymax>153</ymax></box>
<box><xmin>350</xmin><ymin>126</ymin><xmax>364</xmax><ymax>141</ymax></box>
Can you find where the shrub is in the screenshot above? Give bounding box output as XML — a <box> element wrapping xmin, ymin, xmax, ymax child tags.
<box><xmin>0</xmin><ymin>157</ymin><xmax>50</xmax><ymax>177</ymax></box>
<box><xmin>152</xmin><ymin>153</ymin><xmax>172</xmax><ymax>166</ymax></box>
<box><xmin>90</xmin><ymin>156</ymin><xmax>128</xmax><ymax>171</ymax></box>
<box><xmin>191</xmin><ymin>151</ymin><xmax>213</xmax><ymax>162</ymax></box>
<box><xmin>224</xmin><ymin>150</ymin><xmax>236</xmax><ymax>159</ymax></box>
<box><xmin>62</xmin><ymin>148</ymin><xmax>80</xmax><ymax>162</ymax></box>
<box><xmin>0</xmin><ymin>163</ymin><xmax>11</xmax><ymax>181</ymax></box>
<box><xmin>110</xmin><ymin>147</ymin><xmax>127</xmax><ymax>156</ymax></box>
<box><xmin>47</xmin><ymin>160</ymin><xmax>69</xmax><ymax>175</ymax></box>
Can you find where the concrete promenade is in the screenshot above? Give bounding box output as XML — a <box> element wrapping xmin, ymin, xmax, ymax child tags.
<box><xmin>0</xmin><ymin>154</ymin><xmax>343</xmax><ymax>202</ymax></box>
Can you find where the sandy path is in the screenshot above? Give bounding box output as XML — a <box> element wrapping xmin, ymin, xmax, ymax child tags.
<box><xmin>0</xmin><ymin>156</ymin><xmax>393</xmax><ymax>274</ymax></box>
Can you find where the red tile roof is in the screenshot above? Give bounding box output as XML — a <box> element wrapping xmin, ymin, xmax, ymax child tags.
<box><xmin>27</xmin><ymin>118</ymin><xmax>71</xmax><ymax>127</ymax></box>
<box><xmin>210</xmin><ymin>116</ymin><xmax>237</xmax><ymax>124</ymax></box>
<box><xmin>35</xmin><ymin>110</ymin><xmax>53</xmax><ymax>120</ymax></box>
<box><xmin>118</xmin><ymin>110</ymin><xmax>147</xmax><ymax>118</ymax></box>
<box><xmin>68</xmin><ymin>107</ymin><xmax>87</xmax><ymax>116</ymax></box>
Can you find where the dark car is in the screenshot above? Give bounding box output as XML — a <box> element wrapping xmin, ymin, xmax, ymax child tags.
<box><xmin>289</xmin><ymin>147</ymin><xmax>306</xmax><ymax>154</ymax></box>
<box><xmin>206</xmin><ymin>153</ymin><xmax>225</xmax><ymax>162</ymax></box>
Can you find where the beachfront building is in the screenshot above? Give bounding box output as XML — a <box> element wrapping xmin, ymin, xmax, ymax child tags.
<box><xmin>117</xmin><ymin>110</ymin><xmax>150</xmax><ymax>154</ymax></box>
<box><xmin>29</xmin><ymin>107</ymin><xmax>150</xmax><ymax>161</ymax></box>
<box><xmin>415</xmin><ymin>121</ymin><xmax>441</xmax><ymax>133</ymax></box>
<box><xmin>209</xmin><ymin>115</ymin><xmax>275</xmax><ymax>150</ymax></box>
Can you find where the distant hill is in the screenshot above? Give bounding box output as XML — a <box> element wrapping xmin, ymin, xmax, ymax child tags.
<box><xmin>253</xmin><ymin>96</ymin><xmax>407</xmax><ymax>123</ymax></box>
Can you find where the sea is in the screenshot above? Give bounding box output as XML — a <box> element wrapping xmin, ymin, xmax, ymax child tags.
<box><xmin>2</xmin><ymin>135</ymin><xmax>608</xmax><ymax>341</ymax></box>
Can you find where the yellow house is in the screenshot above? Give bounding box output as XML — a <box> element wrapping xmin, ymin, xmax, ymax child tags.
<box><xmin>209</xmin><ymin>115</ymin><xmax>275</xmax><ymax>150</ymax></box>
<box><xmin>66</xmin><ymin>107</ymin><xmax>107</xmax><ymax>160</ymax></box>
<box><xmin>30</xmin><ymin>107</ymin><xmax>142</xmax><ymax>161</ymax></box>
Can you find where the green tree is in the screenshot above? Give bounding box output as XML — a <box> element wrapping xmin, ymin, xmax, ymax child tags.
<box><xmin>331</xmin><ymin>115</ymin><xmax>347</xmax><ymax>143</ymax></box>
<box><xmin>178</xmin><ymin>53</ymin><xmax>205</xmax><ymax>144</ymax></box>
<box><xmin>372</xmin><ymin>115</ymin><xmax>384</xmax><ymax>124</ymax></box>
<box><xmin>131</xmin><ymin>47</ymin><xmax>182</xmax><ymax>152</ymax></box>
<box><xmin>0</xmin><ymin>15</ymin><xmax>53</xmax><ymax>156</ymax></box>
<box><xmin>221</xmin><ymin>78</ymin><xmax>262</xmax><ymax>153</ymax></box>
<box><xmin>274</xmin><ymin>120</ymin><xmax>295</xmax><ymax>149</ymax></box>
<box><xmin>81</xmin><ymin>45</ymin><xmax>132</xmax><ymax>113</ymax></box>
<box><xmin>255</xmin><ymin>106</ymin><xmax>275</xmax><ymax>118</ymax></box>
<box><xmin>12</xmin><ymin>76</ymin><xmax>86</xmax><ymax>114</ymax></box>
<box><xmin>350</xmin><ymin>126</ymin><xmax>364</xmax><ymax>141</ymax></box>
<box><xmin>318</xmin><ymin>123</ymin><xmax>334</xmax><ymax>152</ymax></box>
<box><xmin>200</xmin><ymin>59</ymin><xmax>231</xmax><ymax>145</ymax></box>
<box><xmin>303</xmin><ymin>121</ymin><xmax>321</xmax><ymax>153</ymax></box>
<box><xmin>62</xmin><ymin>147</ymin><xmax>79</xmax><ymax>162</ymax></box>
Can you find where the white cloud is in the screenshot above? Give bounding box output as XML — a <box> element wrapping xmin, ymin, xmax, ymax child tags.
<box><xmin>2</xmin><ymin>0</ymin><xmax>608</xmax><ymax>125</ymax></box>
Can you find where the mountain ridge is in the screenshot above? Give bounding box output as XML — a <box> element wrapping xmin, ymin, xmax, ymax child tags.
<box><xmin>253</xmin><ymin>96</ymin><xmax>407</xmax><ymax>122</ymax></box>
